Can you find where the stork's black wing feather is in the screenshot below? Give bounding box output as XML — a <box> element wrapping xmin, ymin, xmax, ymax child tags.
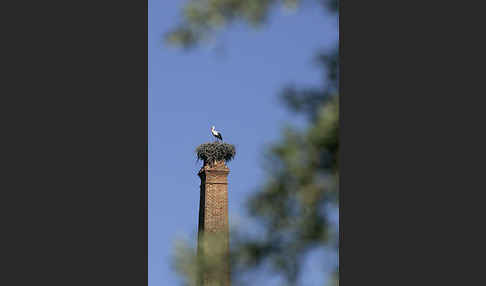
<box><xmin>216</xmin><ymin>133</ymin><xmax>223</xmax><ymax>141</ymax></box>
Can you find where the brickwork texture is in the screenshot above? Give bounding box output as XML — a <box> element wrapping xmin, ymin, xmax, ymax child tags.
<box><xmin>197</xmin><ymin>160</ymin><xmax>231</xmax><ymax>286</ymax></box>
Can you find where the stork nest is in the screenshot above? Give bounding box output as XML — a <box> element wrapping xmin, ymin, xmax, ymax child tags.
<box><xmin>196</xmin><ymin>142</ymin><xmax>236</xmax><ymax>165</ymax></box>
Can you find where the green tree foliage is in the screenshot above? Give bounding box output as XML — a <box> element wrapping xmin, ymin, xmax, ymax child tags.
<box><xmin>166</xmin><ymin>0</ymin><xmax>338</xmax><ymax>49</ymax></box>
<box><xmin>232</xmin><ymin>80</ymin><xmax>339</xmax><ymax>286</ymax></box>
<box><xmin>167</xmin><ymin>0</ymin><xmax>339</xmax><ymax>285</ymax></box>
<box><xmin>173</xmin><ymin>233</ymin><xmax>230</xmax><ymax>286</ymax></box>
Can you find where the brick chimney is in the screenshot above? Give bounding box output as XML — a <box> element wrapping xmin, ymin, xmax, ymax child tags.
<box><xmin>197</xmin><ymin>160</ymin><xmax>230</xmax><ymax>286</ymax></box>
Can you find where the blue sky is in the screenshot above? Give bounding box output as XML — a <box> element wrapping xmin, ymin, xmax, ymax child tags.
<box><xmin>148</xmin><ymin>1</ymin><xmax>338</xmax><ymax>285</ymax></box>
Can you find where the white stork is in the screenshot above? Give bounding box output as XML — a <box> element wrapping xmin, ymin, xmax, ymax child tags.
<box><xmin>211</xmin><ymin>126</ymin><xmax>223</xmax><ymax>141</ymax></box>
